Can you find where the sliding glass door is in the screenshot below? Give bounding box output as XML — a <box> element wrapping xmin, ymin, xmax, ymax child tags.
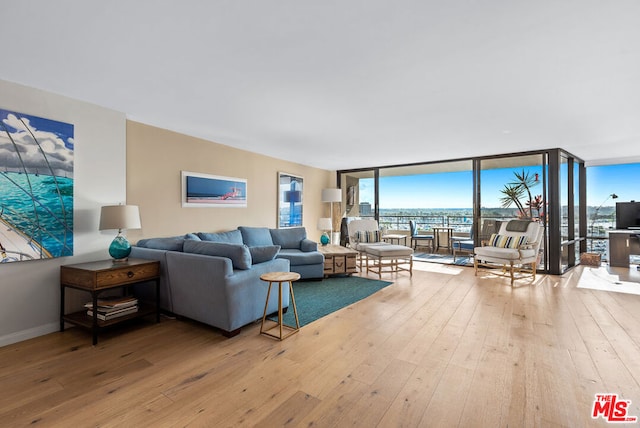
<box><xmin>338</xmin><ymin>148</ymin><xmax>585</xmax><ymax>274</ymax></box>
<box><xmin>478</xmin><ymin>154</ymin><xmax>547</xmax><ymax>271</ymax></box>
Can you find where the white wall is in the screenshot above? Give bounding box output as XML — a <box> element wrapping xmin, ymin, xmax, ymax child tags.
<box><xmin>0</xmin><ymin>80</ymin><xmax>126</xmax><ymax>346</ymax></box>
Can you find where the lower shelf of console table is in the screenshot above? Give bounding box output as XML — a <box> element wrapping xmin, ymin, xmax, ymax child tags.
<box><xmin>62</xmin><ymin>302</ymin><xmax>157</xmax><ymax>329</ymax></box>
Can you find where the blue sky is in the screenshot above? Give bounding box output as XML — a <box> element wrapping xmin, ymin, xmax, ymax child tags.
<box><xmin>586</xmin><ymin>163</ymin><xmax>640</xmax><ymax>206</ymax></box>
<box><xmin>358</xmin><ymin>163</ymin><xmax>639</xmax><ymax>209</ymax></box>
<box><xmin>0</xmin><ymin>108</ymin><xmax>74</xmax><ymax>150</ymax></box>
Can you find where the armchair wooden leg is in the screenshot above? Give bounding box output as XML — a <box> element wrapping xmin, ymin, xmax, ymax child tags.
<box><xmin>531</xmin><ymin>261</ymin><xmax>537</xmax><ymax>280</ymax></box>
<box><xmin>474</xmin><ymin>257</ymin><xmax>479</xmax><ymax>276</ymax></box>
<box><xmin>510</xmin><ymin>261</ymin><xmax>515</xmax><ymax>285</ymax></box>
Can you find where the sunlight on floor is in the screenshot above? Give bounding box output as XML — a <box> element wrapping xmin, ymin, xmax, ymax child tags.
<box><xmin>577</xmin><ymin>265</ymin><xmax>640</xmax><ymax>295</ymax></box>
<box><xmin>412</xmin><ymin>259</ymin><xmax>467</xmax><ymax>275</ymax></box>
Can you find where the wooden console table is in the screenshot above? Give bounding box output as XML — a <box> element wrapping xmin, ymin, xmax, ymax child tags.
<box><xmin>60</xmin><ymin>258</ymin><xmax>160</xmax><ymax>345</ymax></box>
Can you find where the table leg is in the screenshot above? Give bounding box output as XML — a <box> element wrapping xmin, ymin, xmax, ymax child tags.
<box><xmin>91</xmin><ymin>292</ymin><xmax>99</xmax><ymax>346</ymax></box>
<box><xmin>60</xmin><ymin>286</ymin><xmax>65</xmax><ymax>332</ymax></box>
<box><xmin>288</xmin><ymin>281</ymin><xmax>300</xmax><ymax>330</ymax></box>
<box><xmin>155</xmin><ymin>278</ymin><xmax>160</xmax><ymax>323</ymax></box>
<box><xmin>278</xmin><ymin>281</ymin><xmax>283</xmax><ymax>340</ymax></box>
<box><xmin>260</xmin><ymin>281</ymin><xmax>274</xmax><ymax>335</ymax></box>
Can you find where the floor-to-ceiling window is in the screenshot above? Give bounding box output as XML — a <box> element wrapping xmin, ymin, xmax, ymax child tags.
<box><xmin>478</xmin><ymin>154</ymin><xmax>547</xmax><ymax>271</ymax></box>
<box><xmin>338</xmin><ymin>148</ymin><xmax>586</xmax><ymax>274</ymax></box>
<box><xmin>340</xmin><ymin>162</ymin><xmax>473</xmax><ymax>235</ymax></box>
<box><xmin>377</xmin><ymin>162</ymin><xmax>473</xmax><ymax>234</ymax></box>
<box><xmin>586</xmin><ymin>162</ymin><xmax>640</xmax><ymax>262</ymax></box>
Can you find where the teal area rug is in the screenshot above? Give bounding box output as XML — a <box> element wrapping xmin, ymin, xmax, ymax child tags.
<box><xmin>269</xmin><ymin>276</ymin><xmax>393</xmax><ymax>327</ymax></box>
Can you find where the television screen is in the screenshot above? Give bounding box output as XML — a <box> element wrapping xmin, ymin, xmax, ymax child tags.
<box><xmin>615</xmin><ymin>202</ymin><xmax>640</xmax><ymax>230</ymax></box>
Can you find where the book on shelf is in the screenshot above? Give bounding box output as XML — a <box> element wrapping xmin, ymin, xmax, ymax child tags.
<box><xmin>88</xmin><ymin>304</ymin><xmax>138</xmax><ymax>314</ymax></box>
<box><xmin>87</xmin><ymin>305</ymin><xmax>138</xmax><ymax>321</ymax></box>
<box><xmin>84</xmin><ymin>296</ymin><xmax>138</xmax><ymax>310</ymax></box>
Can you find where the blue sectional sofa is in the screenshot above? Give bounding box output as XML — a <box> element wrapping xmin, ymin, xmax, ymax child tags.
<box><xmin>130</xmin><ymin>226</ymin><xmax>323</xmax><ymax>337</ymax></box>
<box><xmin>239</xmin><ymin>226</ymin><xmax>324</xmax><ymax>280</ymax></box>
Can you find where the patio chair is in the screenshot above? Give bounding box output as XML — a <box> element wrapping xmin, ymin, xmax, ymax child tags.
<box><xmin>473</xmin><ymin>220</ymin><xmax>543</xmax><ymax>286</ymax></box>
<box><xmin>451</xmin><ymin>225</ymin><xmax>474</xmax><ymax>262</ymax></box>
<box><xmin>409</xmin><ymin>220</ymin><xmax>434</xmax><ymax>251</ymax></box>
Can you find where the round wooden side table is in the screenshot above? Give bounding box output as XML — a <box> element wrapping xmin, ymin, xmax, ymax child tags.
<box><xmin>259</xmin><ymin>271</ymin><xmax>301</xmax><ymax>340</ymax></box>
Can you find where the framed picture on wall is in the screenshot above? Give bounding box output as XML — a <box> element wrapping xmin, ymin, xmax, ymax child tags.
<box><xmin>181</xmin><ymin>171</ymin><xmax>247</xmax><ymax>208</ymax></box>
<box><xmin>277</xmin><ymin>172</ymin><xmax>303</xmax><ymax>228</ymax></box>
<box><xmin>0</xmin><ymin>108</ymin><xmax>75</xmax><ymax>263</ymax></box>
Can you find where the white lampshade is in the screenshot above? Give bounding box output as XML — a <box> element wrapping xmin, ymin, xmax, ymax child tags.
<box><xmin>317</xmin><ymin>217</ymin><xmax>332</xmax><ymax>231</ymax></box>
<box><xmin>321</xmin><ymin>188</ymin><xmax>342</xmax><ymax>203</ymax></box>
<box><xmin>99</xmin><ymin>205</ymin><xmax>142</xmax><ymax>231</ymax></box>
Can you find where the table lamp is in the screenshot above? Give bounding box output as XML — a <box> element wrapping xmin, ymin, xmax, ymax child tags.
<box><xmin>317</xmin><ymin>217</ymin><xmax>332</xmax><ymax>246</ymax></box>
<box><xmin>99</xmin><ymin>205</ymin><xmax>141</xmax><ymax>261</ymax></box>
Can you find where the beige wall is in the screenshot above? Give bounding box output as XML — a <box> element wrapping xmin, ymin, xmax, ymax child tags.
<box><xmin>126</xmin><ymin>121</ymin><xmax>335</xmax><ymax>242</ymax></box>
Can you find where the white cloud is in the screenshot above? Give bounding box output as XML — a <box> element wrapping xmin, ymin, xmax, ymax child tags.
<box><xmin>0</xmin><ymin>113</ymin><xmax>73</xmax><ymax>176</ymax></box>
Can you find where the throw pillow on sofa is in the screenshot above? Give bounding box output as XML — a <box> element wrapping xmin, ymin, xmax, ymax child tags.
<box><xmin>183</xmin><ymin>240</ymin><xmax>252</xmax><ymax>270</ymax></box>
<box><xmin>238</xmin><ymin>226</ymin><xmax>274</xmax><ymax>246</ymax></box>
<box><xmin>270</xmin><ymin>227</ymin><xmax>307</xmax><ymax>249</ymax></box>
<box><xmin>136</xmin><ymin>237</ymin><xmax>186</xmax><ymax>251</ymax></box>
<box><xmin>249</xmin><ymin>245</ymin><xmax>281</xmax><ymax>264</ymax></box>
<box><xmin>197</xmin><ymin>230</ymin><xmax>243</xmax><ymax>244</ymax></box>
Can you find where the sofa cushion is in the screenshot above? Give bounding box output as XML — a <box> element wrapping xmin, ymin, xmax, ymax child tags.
<box><xmin>249</xmin><ymin>245</ymin><xmax>281</xmax><ymax>264</ymax></box>
<box><xmin>277</xmin><ymin>249</ymin><xmax>325</xmax><ymax>266</ymax></box>
<box><xmin>136</xmin><ymin>237</ymin><xmax>185</xmax><ymax>251</ymax></box>
<box><xmin>183</xmin><ymin>240</ymin><xmax>252</xmax><ymax>270</ymax></box>
<box><xmin>184</xmin><ymin>233</ymin><xmax>201</xmax><ymax>241</ymax></box>
<box><xmin>270</xmin><ymin>227</ymin><xmax>307</xmax><ymax>249</ymax></box>
<box><xmin>197</xmin><ymin>230</ymin><xmax>243</xmax><ymax>244</ymax></box>
<box><xmin>474</xmin><ymin>245</ymin><xmax>534</xmax><ymax>261</ymax></box>
<box><xmin>238</xmin><ymin>226</ymin><xmax>274</xmax><ymax>246</ymax></box>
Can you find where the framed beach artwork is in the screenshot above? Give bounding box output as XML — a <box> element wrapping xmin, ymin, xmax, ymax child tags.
<box><xmin>277</xmin><ymin>172</ymin><xmax>303</xmax><ymax>228</ymax></box>
<box><xmin>181</xmin><ymin>171</ymin><xmax>247</xmax><ymax>208</ymax></box>
<box><xmin>0</xmin><ymin>108</ymin><xmax>74</xmax><ymax>263</ymax></box>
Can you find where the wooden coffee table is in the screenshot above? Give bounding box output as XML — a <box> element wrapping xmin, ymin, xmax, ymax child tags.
<box><xmin>317</xmin><ymin>244</ymin><xmax>358</xmax><ymax>277</ymax></box>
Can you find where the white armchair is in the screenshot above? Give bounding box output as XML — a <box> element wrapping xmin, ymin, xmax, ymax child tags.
<box><xmin>473</xmin><ymin>220</ymin><xmax>544</xmax><ymax>285</ymax></box>
<box><xmin>347</xmin><ymin>219</ymin><xmax>388</xmax><ymax>269</ymax></box>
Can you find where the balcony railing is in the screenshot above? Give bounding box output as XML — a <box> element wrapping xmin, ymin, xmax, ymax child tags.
<box><xmin>366</xmin><ymin>214</ymin><xmax>614</xmax><ymax>251</ymax></box>
<box><xmin>374</xmin><ymin>214</ymin><xmax>473</xmax><ymax>233</ymax></box>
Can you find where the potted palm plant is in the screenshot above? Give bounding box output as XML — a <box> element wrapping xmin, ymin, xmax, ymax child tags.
<box><xmin>499</xmin><ymin>170</ymin><xmax>544</xmax><ymax>221</ymax></box>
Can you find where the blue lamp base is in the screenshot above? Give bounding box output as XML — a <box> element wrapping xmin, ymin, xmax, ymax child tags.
<box><xmin>320</xmin><ymin>233</ymin><xmax>330</xmax><ymax>246</ymax></box>
<box><xmin>109</xmin><ymin>234</ymin><xmax>131</xmax><ymax>261</ymax></box>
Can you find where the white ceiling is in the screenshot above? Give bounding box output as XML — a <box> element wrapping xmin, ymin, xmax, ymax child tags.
<box><xmin>2</xmin><ymin>1</ymin><xmax>639</xmax><ymax>170</ymax></box>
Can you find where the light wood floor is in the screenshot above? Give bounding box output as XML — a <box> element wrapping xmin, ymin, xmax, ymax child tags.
<box><xmin>2</xmin><ymin>262</ymin><xmax>640</xmax><ymax>427</ymax></box>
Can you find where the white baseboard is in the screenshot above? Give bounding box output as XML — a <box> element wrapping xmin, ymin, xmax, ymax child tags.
<box><xmin>0</xmin><ymin>322</ymin><xmax>59</xmax><ymax>348</ymax></box>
